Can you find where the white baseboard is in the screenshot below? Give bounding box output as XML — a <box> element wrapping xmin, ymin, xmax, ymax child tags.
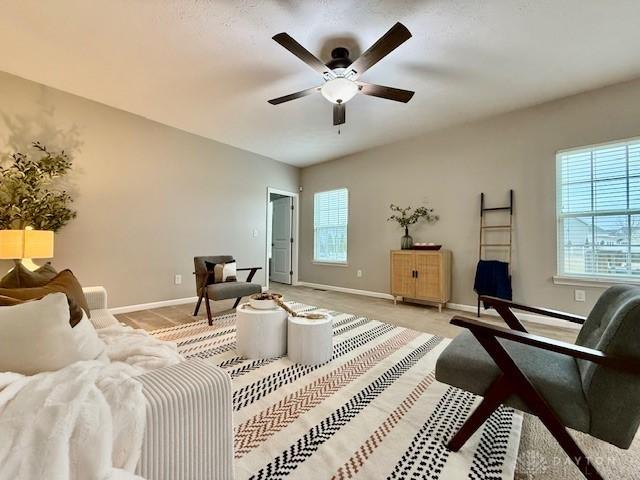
<box><xmin>296</xmin><ymin>282</ymin><xmax>581</xmax><ymax>330</ymax></box>
<box><xmin>110</xmin><ymin>296</ymin><xmax>198</xmax><ymax>315</ymax></box>
<box><xmin>110</xmin><ymin>287</ymin><xmax>269</xmax><ymax>315</ymax></box>
<box><xmin>296</xmin><ymin>281</ymin><xmax>395</xmax><ymax>300</ymax></box>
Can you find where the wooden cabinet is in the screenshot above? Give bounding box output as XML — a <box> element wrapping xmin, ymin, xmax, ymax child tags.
<box><xmin>390</xmin><ymin>250</ymin><xmax>451</xmax><ymax>312</ymax></box>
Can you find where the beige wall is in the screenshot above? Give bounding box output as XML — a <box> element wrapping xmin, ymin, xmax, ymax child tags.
<box><xmin>0</xmin><ymin>71</ymin><xmax>299</xmax><ymax>307</ymax></box>
<box><xmin>300</xmin><ymin>78</ymin><xmax>640</xmax><ymax>315</ymax></box>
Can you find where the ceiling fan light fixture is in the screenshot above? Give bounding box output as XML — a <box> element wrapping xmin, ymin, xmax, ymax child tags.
<box><xmin>320</xmin><ymin>77</ymin><xmax>359</xmax><ymax>104</ymax></box>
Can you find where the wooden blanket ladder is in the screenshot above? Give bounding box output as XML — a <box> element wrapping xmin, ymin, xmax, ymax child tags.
<box><xmin>478</xmin><ymin>190</ymin><xmax>514</xmax><ymax>316</ymax></box>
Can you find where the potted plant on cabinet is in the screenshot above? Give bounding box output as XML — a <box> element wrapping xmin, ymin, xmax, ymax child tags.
<box><xmin>387</xmin><ymin>204</ymin><xmax>438</xmax><ymax>249</ymax></box>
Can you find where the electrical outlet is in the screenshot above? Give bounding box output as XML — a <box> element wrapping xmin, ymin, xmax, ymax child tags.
<box><xmin>174</xmin><ymin>274</ymin><xmax>182</xmax><ymax>285</ymax></box>
<box><xmin>357</xmin><ymin>269</ymin><xmax>363</xmax><ymax>278</ymax></box>
<box><xmin>253</xmin><ymin>228</ymin><xmax>259</xmax><ymax>238</ymax></box>
<box><xmin>574</xmin><ymin>289</ymin><xmax>586</xmax><ymax>302</ymax></box>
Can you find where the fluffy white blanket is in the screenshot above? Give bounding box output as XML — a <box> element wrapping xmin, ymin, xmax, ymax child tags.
<box><xmin>0</xmin><ymin>325</ymin><xmax>183</xmax><ymax>480</ymax></box>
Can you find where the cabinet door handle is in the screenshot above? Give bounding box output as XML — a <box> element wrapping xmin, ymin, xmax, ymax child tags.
<box><xmin>415</xmin><ymin>270</ymin><xmax>419</xmax><ymax>278</ymax></box>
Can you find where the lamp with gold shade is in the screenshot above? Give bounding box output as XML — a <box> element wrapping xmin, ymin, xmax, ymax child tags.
<box><xmin>0</xmin><ymin>229</ymin><xmax>54</xmax><ymax>271</ymax></box>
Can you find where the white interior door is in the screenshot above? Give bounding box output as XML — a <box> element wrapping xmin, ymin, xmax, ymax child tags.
<box><xmin>270</xmin><ymin>196</ymin><xmax>293</xmax><ymax>284</ymax></box>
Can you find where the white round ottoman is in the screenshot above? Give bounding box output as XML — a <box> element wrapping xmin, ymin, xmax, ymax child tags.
<box><xmin>287</xmin><ymin>314</ymin><xmax>333</xmax><ymax>365</ymax></box>
<box><xmin>236</xmin><ymin>303</ymin><xmax>288</xmax><ymax>359</ymax></box>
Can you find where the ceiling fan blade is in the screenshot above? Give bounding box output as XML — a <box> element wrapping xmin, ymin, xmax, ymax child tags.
<box><xmin>268</xmin><ymin>86</ymin><xmax>320</xmax><ymax>105</ymax></box>
<box><xmin>273</xmin><ymin>33</ymin><xmax>335</xmax><ymax>79</ymax></box>
<box><xmin>333</xmin><ymin>103</ymin><xmax>345</xmax><ymax>126</ymax></box>
<box><xmin>357</xmin><ymin>82</ymin><xmax>415</xmax><ymax>103</ymax></box>
<box><xmin>346</xmin><ymin>22</ymin><xmax>411</xmax><ymax>79</ymax></box>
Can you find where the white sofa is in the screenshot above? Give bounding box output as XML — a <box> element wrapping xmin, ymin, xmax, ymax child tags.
<box><xmin>83</xmin><ymin>287</ymin><xmax>234</xmax><ymax>480</ymax></box>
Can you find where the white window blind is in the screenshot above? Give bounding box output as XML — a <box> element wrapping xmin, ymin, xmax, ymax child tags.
<box><xmin>314</xmin><ymin>188</ymin><xmax>348</xmax><ymax>263</ymax></box>
<box><xmin>557</xmin><ymin>138</ymin><xmax>640</xmax><ymax>279</ymax></box>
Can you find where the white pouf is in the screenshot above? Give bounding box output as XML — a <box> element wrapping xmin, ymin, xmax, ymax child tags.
<box><xmin>236</xmin><ymin>303</ymin><xmax>288</xmax><ymax>359</ymax></box>
<box><xmin>287</xmin><ymin>314</ymin><xmax>333</xmax><ymax>366</ymax></box>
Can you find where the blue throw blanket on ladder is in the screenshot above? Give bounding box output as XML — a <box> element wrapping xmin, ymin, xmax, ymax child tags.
<box><xmin>474</xmin><ymin>260</ymin><xmax>512</xmax><ymax>308</ymax></box>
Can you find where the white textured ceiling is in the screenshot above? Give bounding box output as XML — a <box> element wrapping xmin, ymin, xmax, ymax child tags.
<box><xmin>1</xmin><ymin>1</ymin><xmax>640</xmax><ymax>166</ymax></box>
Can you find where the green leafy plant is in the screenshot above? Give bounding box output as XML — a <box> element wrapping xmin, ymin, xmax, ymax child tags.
<box><xmin>0</xmin><ymin>142</ymin><xmax>76</xmax><ymax>231</ymax></box>
<box><xmin>387</xmin><ymin>204</ymin><xmax>439</xmax><ymax>232</ymax></box>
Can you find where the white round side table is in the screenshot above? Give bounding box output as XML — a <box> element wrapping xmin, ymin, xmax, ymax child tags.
<box><xmin>236</xmin><ymin>303</ymin><xmax>288</xmax><ymax>359</ymax></box>
<box><xmin>287</xmin><ymin>314</ymin><xmax>333</xmax><ymax>366</ymax></box>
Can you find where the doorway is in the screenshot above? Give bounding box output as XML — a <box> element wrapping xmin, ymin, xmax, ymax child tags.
<box><xmin>266</xmin><ymin>188</ymin><xmax>298</xmax><ymax>290</ymax></box>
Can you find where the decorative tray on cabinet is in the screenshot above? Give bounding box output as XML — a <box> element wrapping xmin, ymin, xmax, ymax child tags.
<box><xmin>411</xmin><ymin>244</ymin><xmax>442</xmax><ymax>250</ymax></box>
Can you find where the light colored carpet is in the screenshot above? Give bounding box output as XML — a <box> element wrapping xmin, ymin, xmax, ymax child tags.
<box><xmin>150</xmin><ymin>303</ymin><xmax>523</xmax><ymax>479</ymax></box>
<box><xmin>516</xmin><ymin>414</ymin><xmax>640</xmax><ymax>479</ymax></box>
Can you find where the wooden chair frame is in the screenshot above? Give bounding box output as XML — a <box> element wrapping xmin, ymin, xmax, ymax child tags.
<box><xmin>447</xmin><ymin>295</ymin><xmax>640</xmax><ymax>480</ymax></box>
<box><xmin>193</xmin><ymin>267</ymin><xmax>261</xmax><ymax>325</ymax></box>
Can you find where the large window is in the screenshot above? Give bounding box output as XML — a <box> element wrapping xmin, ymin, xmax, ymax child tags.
<box><xmin>314</xmin><ymin>188</ymin><xmax>348</xmax><ymax>264</ymax></box>
<box><xmin>557</xmin><ymin>138</ymin><xmax>640</xmax><ymax>280</ymax></box>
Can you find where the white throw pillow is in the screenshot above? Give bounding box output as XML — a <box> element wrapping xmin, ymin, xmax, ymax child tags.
<box><xmin>214</xmin><ymin>261</ymin><xmax>237</xmax><ymax>283</ymax></box>
<box><xmin>0</xmin><ymin>293</ymin><xmax>103</xmax><ymax>375</ymax></box>
<box><xmin>221</xmin><ymin>261</ymin><xmax>237</xmax><ymax>282</ymax></box>
<box><xmin>73</xmin><ymin>311</ymin><xmax>107</xmax><ymax>362</ymax></box>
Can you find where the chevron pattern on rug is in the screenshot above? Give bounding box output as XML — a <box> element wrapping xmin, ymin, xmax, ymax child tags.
<box><xmin>235</xmin><ymin>328</ymin><xmax>423</xmax><ymax>457</ymax></box>
<box><xmin>151</xmin><ymin>302</ymin><xmax>522</xmax><ymax>479</ymax></box>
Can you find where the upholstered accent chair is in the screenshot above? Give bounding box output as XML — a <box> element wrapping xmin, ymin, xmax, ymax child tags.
<box><xmin>436</xmin><ymin>285</ymin><xmax>640</xmax><ymax>480</ymax></box>
<box><xmin>193</xmin><ymin>256</ymin><xmax>261</xmax><ymax>325</ymax></box>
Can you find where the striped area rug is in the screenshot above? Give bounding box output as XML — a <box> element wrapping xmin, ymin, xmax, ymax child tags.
<box><xmin>151</xmin><ymin>303</ymin><xmax>522</xmax><ymax>479</ymax></box>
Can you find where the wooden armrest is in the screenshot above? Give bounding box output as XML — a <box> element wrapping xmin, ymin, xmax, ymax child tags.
<box><xmin>451</xmin><ymin>315</ymin><xmax>640</xmax><ymax>374</ymax></box>
<box><xmin>480</xmin><ymin>296</ymin><xmax>586</xmax><ymax>324</ymax></box>
<box><xmin>192</xmin><ymin>270</ymin><xmax>217</xmax><ymax>292</ymax></box>
<box><xmin>236</xmin><ymin>266</ymin><xmax>261</xmax><ymax>282</ymax></box>
<box><xmin>193</xmin><ymin>268</ymin><xmax>262</xmax><ymax>273</ymax></box>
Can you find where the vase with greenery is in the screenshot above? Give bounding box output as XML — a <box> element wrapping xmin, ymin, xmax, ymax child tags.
<box><xmin>0</xmin><ymin>142</ymin><xmax>76</xmax><ymax>231</ymax></box>
<box><xmin>387</xmin><ymin>204</ymin><xmax>439</xmax><ymax>249</ymax></box>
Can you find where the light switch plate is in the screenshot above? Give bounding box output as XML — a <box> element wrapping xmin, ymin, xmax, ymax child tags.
<box><xmin>574</xmin><ymin>289</ymin><xmax>586</xmax><ymax>302</ymax></box>
<box><xmin>357</xmin><ymin>269</ymin><xmax>363</xmax><ymax>278</ymax></box>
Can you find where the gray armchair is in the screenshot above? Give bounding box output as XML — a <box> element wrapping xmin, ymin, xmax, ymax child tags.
<box><xmin>193</xmin><ymin>256</ymin><xmax>261</xmax><ymax>325</ymax></box>
<box><xmin>435</xmin><ymin>285</ymin><xmax>640</xmax><ymax>480</ymax></box>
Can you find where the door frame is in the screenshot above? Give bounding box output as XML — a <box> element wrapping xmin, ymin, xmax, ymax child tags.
<box><xmin>266</xmin><ymin>187</ymin><xmax>299</xmax><ymax>290</ymax></box>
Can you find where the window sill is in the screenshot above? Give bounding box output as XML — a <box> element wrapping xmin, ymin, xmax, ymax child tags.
<box><xmin>553</xmin><ymin>275</ymin><xmax>640</xmax><ymax>288</ymax></box>
<box><xmin>312</xmin><ymin>261</ymin><xmax>349</xmax><ymax>267</ymax></box>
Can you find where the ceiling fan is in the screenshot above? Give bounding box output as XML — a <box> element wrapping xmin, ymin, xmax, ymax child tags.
<box><xmin>268</xmin><ymin>22</ymin><xmax>415</xmax><ymax>127</ymax></box>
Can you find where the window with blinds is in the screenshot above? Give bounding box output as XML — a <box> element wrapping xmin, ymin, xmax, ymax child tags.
<box><xmin>557</xmin><ymin>138</ymin><xmax>640</xmax><ymax>279</ymax></box>
<box><xmin>314</xmin><ymin>188</ymin><xmax>348</xmax><ymax>263</ymax></box>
